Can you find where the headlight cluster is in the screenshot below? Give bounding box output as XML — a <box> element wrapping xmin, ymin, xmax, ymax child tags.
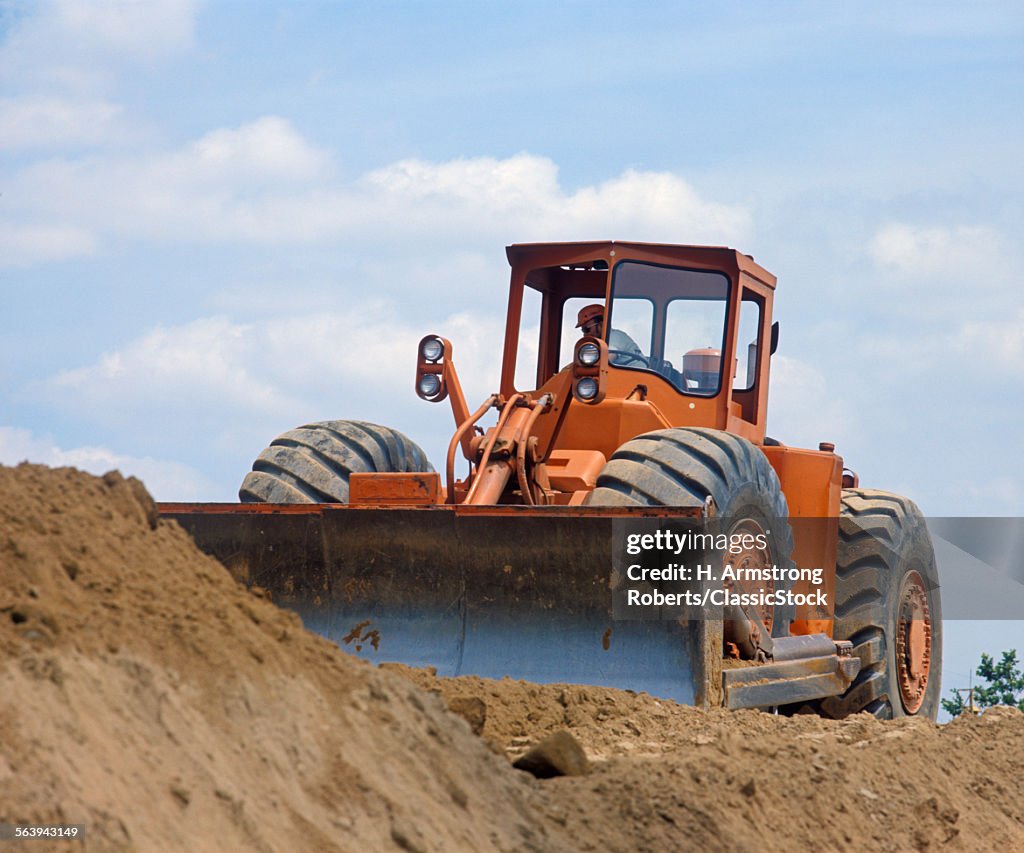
<box><xmin>572</xmin><ymin>337</ymin><xmax>606</xmax><ymax>404</ymax></box>
<box><xmin>416</xmin><ymin>335</ymin><xmax>448</xmax><ymax>401</ymax></box>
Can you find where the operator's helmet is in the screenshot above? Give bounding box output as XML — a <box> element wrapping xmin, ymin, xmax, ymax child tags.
<box><xmin>576</xmin><ymin>303</ymin><xmax>604</xmax><ymax>331</ymax></box>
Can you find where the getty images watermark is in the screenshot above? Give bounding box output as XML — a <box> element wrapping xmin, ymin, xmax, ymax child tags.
<box><xmin>610</xmin><ymin>516</ymin><xmax>1024</xmax><ymax>621</ymax></box>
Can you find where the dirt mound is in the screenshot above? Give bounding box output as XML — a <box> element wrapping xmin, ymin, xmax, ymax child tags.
<box><xmin>396</xmin><ymin>668</ymin><xmax>1024</xmax><ymax>850</ymax></box>
<box><xmin>3</xmin><ymin>463</ymin><xmax>1022</xmax><ymax>851</ymax></box>
<box><xmin>0</xmin><ymin>464</ymin><xmax>553</xmax><ymax>851</ymax></box>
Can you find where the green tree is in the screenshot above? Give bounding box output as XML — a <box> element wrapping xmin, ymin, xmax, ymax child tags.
<box><xmin>942</xmin><ymin>649</ymin><xmax>1024</xmax><ymax>716</ymax></box>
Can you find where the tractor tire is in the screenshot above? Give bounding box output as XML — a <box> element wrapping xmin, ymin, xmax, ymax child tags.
<box><xmin>585</xmin><ymin>427</ymin><xmax>794</xmax><ymax>637</ymax></box>
<box><xmin>819</xmin><ymin>489</ymin><xmax>942</xmax><ymax>720</ymax></box>
<box><xmin>239</xmin><ymin>420</ymin><xmax>434</xmax><ymax>503</ymax></box>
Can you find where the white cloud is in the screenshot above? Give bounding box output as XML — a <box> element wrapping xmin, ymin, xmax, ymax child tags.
<box><xmin>50</xmin><ymin>0</ymin><xmax>198</xmax><ymax>58</ymax></box>
<box><xmin>49</xmin><ymin>316</ymin><xmax>303</xmax><ymax>420</ymax></box>
<box><xmin>43</xmin><ymin>307</ymin><xmax>507</xmax><ymax>462</ymax></box>
<box><xmin>962</xmin><ymin>477</ymin><xmax>1024</xmax><ymax>515</ymax></box>
<box><xmin>35</xmin><ymin>303</ymin><xmax>519</xmax><ymax>492</ymax></box>
<box><xmin>0</xmin><ymin>96</ymin><xmax>128</xmax><ymax>150</ymax></box>
<box><xmin>0</xmin><ymin>426</ymin><xmax>218</xmax><ymax>501</ymax></box>
<box><xmin>868</xmin><ymin>222</ymin><xmax>1006</xmax><ymax>280</ymax></box>
<box><xmin>0</xmin><ymin>222</ymin><xmax>97</xmax><ymax>267</ymax></box>
<box><xmin>1</xmin><ymin>0</ymin><xmax>198</xmax><ymax>91</ymax></box>
<box><xmin>366</xmin><ymin>157</ymin><xmax>750</xmax><ymax>244</ymax></box>
<box><xmin>182</xmin><ymin>117</ymin><xmax>331</xmax><ymax>183</ymax></box>
<box><xmin>9</xmin><ymin>126</ymin><xmax>749</xmax><ymax>257</ymax></box>
<box><xmin>0</xmin><ymin>0</ymin><xmax>198</xmax><ymax>184</ymax></box>
<box><xmin>847</xmin><ymin>307</ymin><xmax>1024</xmax><ymax>383</ymax></box>
<box><xmin>367</xmin><ymin>154</ymin><xmax>561</xmax><ymax>206</ymax></box>
<box><xmin>954</xmin><ymin>310</ymin><xmax>1024</xmax><ymax>377</ymax></box>
<box><xmin>9</xmin><ymin>116</ymin><xmax>337</xmax><ymax>246</ymax></box>
<box><xmin>766</xmin><ymin>354</ymin><xmax>852</xmax><ymax>450</ymax></box>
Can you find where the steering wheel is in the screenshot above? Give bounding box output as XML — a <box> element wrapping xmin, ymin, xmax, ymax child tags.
<box><xmin>608</xmin><ymin>349</ymin><xmax>650</xmax><ymax>368</ymax></box>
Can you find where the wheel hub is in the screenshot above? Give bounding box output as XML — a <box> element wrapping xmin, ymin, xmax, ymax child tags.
<box><xmin>725</xmin><ymin>519</ymin><xmax>775</xmax><ymax>634</ymax></box>
<box><xmin>895</xmin><ymin>570</ymin><xmax>932</xmax><ymax>714</ymax></box>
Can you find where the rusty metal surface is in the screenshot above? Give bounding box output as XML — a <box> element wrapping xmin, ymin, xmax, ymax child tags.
<box><xmin>896</xmin><ymin>569</ymin><xmax>932</xmax><ymax>714</ymax></box>
<box><xmin>348</xmin><ymin>472</ymin><xmax>441</xmax><ymax>505</ymax></box>
<box><xmin>722</xmin><ymin>652</ymin><xmax>861</xmax><ymax>710</ymax></box>
<box><xmin>161</xmin><ymin>503</ymin><xmax>709</xmax><ymax>705</ymax></box>
<box><xmin>159</xmin><ymin>503</ymin><xmax>704</xmax><ymax>518</ymax></box>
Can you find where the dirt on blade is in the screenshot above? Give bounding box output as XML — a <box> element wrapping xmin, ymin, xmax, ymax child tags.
<box><xmin>2</xmin><ymin>463</ymin><xmax>1022</xmax><ymax>851</ymax></box>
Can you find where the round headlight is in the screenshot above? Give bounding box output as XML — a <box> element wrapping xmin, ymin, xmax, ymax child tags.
<box><xmin>420</xmin><ymin>337</ymin><xmax>444</xmax><ymax>362</ymax></box>
<box><xmin>575</xmin><ymin>377</ymin><xmax>599</xmax><ymax>400</ymax></box>
<box><xmin>418</xmin><ymin>373</ymin><xmax>442</xmax><ymax>397</ymax></box>
<box><xmin>578</xmin><ymin>342</ymin><xmax>600</xmax><ymax>366</ymax></box>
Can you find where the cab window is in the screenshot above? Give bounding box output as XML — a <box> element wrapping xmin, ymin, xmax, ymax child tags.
<box><xmin>610</xmin><ymin>261</ymin><xmax>729</xmax><ymax>395</ymax></box>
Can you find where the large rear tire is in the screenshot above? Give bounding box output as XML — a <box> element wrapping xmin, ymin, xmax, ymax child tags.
<box><xmin>239</xmin><ymin>420</ymin><xmax>433</xmax><ymax>503</ymax></box>
<box><xmin>585</xmin><ymin>427</ymin><xmax>794</xmax><ymax>638</ymax></box>
<box><xmin>819</xmin><ymin>488</ymin><xmax>942</xmax><ymax>720</ymax></box>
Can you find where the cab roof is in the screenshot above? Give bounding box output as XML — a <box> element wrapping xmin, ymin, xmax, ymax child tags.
<box><xmin>505</xmin><ymin>240</ymin><xmax>776</xmax><ymax>290</ymax></box>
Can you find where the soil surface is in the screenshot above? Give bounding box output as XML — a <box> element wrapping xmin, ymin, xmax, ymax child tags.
<box><xmin>2</xmin><ymin>463</ymin><xmax>1022</xmax><ymax>851</ymax></box>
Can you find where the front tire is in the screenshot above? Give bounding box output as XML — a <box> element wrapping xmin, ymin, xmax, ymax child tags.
<box><xmin>585</xmin><ymin>427</ymin><xmax>795</xmax><ymax>639</ymax></box>
<box><xmin>239</xmin><ymin>420</ymin><xmax>433</xmax><ymax>503</ymax></box>
<box><xmin>820</xmin><ymin>489</ymin><xmax>942</xmax><ymax>720</ymax></box>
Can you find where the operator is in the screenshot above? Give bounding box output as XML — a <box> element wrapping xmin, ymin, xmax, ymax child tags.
<box><xmin>576</xmin><ymin>304</ymin><xmax>645</xmax><ymax>366</ymax></box>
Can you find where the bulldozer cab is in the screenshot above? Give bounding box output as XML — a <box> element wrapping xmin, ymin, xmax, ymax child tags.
<box><xmin>502</xmin><ymin>242</ymin><xmax>779</xmax><ymax>453</ymax></box>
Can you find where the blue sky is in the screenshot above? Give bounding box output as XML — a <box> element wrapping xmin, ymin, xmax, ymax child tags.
<box><xmin>2</xmin><ymin>0</ymin><xmax>1022</xmax><ymax>709</ymax></box>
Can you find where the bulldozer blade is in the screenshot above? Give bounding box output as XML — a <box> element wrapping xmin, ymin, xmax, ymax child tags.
<box><xmin>161</xmin><ymin>504</ymin><xmax>717</xmax><ymax>706</ymax></box>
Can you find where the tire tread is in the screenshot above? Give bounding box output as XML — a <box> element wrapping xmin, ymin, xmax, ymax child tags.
<box><xmin>818</xmin><ymin>488</ymin><xmax>941</xmax><ymax>720</ymax></box>
<box><xmin>239</xmin><ymin>420</ymin><xmax>433</xmax><ymax>504</ymax></box>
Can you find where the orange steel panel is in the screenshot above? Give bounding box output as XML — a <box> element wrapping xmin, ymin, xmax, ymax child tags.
<box><xmin>600</xmin><ymin>370</ymin><xmax>723</xmax><ymax>427</ymax></box>
<box><xmin>762</xmin><ymin>445</ymin><xmax>843</xmax><ymax>518</ymax></box>
<box><xmin>762</xmin><ymin>444</ymin><xmax>843</xmax><ymax>636</ymax></box>
<box><xmin>547</xmin><ymin>370</ymin><xmax>722</xmax><ymax>460</ymax></box>
<box><xmin>553</xmin><ymin>397</ymin><xmax>668</xmax><ymax>461</ymax></box>
<box><xmin>725</xmin><ymin>415</ymin><xmax>762</xmax><ymax>443</ymax></box>
<box><xmin>349</xmin><ymin>472</ymin><xmax>442</xmax><ymax>506</ymax></box>
<box><xmin>544</xmin><ymin>449</ymin><xmax>606</xmax><ymax>492</ymax></box>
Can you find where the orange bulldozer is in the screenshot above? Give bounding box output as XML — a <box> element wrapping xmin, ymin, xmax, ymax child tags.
<box><xmin>163</xmin><ymin>241</ymin><xmax>942</xmax><ymax>718</ymax></box>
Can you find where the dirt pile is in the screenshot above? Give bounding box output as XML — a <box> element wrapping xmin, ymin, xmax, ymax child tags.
<box><xmin>2</xmin><ymin>462</ymin><xmax>1022</xmax><ymax>852</ymax></box>
<box><xmin>396</xmin><ymin>668</ymin><xmax>1024</xmax><ymax>850</ymax></box>
<box><xmin>0</xmin><ymin>464</ymin><xmax>555</xmax><ymax>851</ymax></box>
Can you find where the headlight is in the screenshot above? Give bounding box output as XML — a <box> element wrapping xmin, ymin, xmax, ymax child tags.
<box><xmin>418</xmin><ymin>373</ymin><xmax>442</xmax><ymax>397</ymax></box>
<box><xmin>577</xmin><ymin>342</ymin><xmax>600</xmax><ymax>366</ymax></box>
<box><xmin>575</xmin><ymin>377</ymin><xmax>599</xmax><ymax>400</ymax></box>
<box><xmin>420</xmin><ymin>337</ymin><xmax>444</xmax><ymax>362</ymax></box>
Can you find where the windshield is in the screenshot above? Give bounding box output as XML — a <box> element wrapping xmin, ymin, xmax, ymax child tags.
<box><xmin>608</xmin><ymin>261</ymin><xmax>730</xmax><ymax>395</ymax></box>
